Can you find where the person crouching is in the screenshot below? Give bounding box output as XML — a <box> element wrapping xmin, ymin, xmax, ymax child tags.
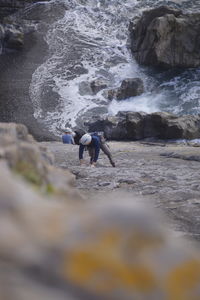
<box><xmin>79</xmin><ymin>133</ymin><xmax>115</xmax><ymax>167</ymax></box>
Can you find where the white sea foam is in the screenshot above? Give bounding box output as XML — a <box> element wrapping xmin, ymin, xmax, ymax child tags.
<box><xmin>29</xmin><ymin>0</ymin><xmax>142</xmax><ymax>135</ymax></box>
<box><xmin>108</xmin><ymin>93</ymin><xmax>163</xmax><ymax>115</ymax></box>
<box><xmin>29</xmin><ymin>0</ymin><xmax>200</xmax><ymax>135</ymax></box>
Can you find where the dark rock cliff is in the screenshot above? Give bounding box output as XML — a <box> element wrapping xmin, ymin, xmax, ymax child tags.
<box><xmin>0</xmin><ymin>0</ymin><xmax>49</xmax><ymax>20</ymax></box>
<box><xmin>130</xmin><ymin>6</ymin><xmax>200</xmax><ymax>68</ymax></box>
<box><xmin>0</xmin><ymin>0</ymin><xmax>65</xmax><ymax>141</ymax></box>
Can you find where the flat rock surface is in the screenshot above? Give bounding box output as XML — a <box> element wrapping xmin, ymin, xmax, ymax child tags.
<box><xmin>42</xmin><ymin>141</ymin><xmax>200</xmax><ymax>243</ymax></box>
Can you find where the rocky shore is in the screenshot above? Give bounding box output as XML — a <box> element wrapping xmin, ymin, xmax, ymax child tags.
<box><xmin>3</xmin><ymin>122</ymin><xmax>199</xmax><ymax>241</ymax></box>
<box><xmin>1</xmin><ymin>4</ymin><xmax>200</xmax><ymax>139</ymax></box>
<box><xmin>1</xmin><ymin>122</ymin><xmax>200</xmax><ymax>298</ymax></box>
<box><xmin>1</xmin><ymin>2</ymin><xmax>200</xmax><ymax>297</ymax></box>
<box><xmin>45</xmin><ymin>139</ymin><xmax>200</xmax><ymax>241</ymax></box>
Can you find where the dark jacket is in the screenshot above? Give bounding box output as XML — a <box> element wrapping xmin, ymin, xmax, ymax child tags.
<box><xmin>79</xmin><ymin>135</ymin><xmax>100</xmax><ymax>162</ymax></box>
<box><xmin>74</xmin><ymin>129</ymin><xmax>86</xmax><ymax>145</ymax></box>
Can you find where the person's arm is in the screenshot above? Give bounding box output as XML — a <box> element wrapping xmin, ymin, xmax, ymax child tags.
<box><xmin>93</xmin><ymin>138</ymin><xmax>100</xmax><ymax>163</ymax></box>
<box><xmin>71</xmin><ymin>136</ymin><xmax>75</xmax><ymax>144</ymax></box>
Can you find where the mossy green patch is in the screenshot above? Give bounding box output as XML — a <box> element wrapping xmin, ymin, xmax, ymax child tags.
<box><xmin>14</xmin><ymin>160</ymin><xmax>43</xmax><ymax>187</ymax></box>
<box><xmin>45</xmin><ymin>184</ymin><xmax>56</xmax><ymax>195</ymax></box>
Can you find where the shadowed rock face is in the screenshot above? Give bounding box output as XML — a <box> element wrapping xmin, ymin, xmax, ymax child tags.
<box><xmin>0</xmin><ymin>1</ymin><xmax>64</xmax><ymax>141</ymax></box>
<box><xmin>106</xmin><ymin>78</ymin><xmax>144</xmax><ymax>101</ymax></box>
<box><xmin>0</xmin><ymin>0</ymin><xmax>49</xmax><ymax>20</ymax></box>
<box><xmin>130</xmin><ymin>6</ymin><xmax>200</xmax><ymax>68</ymax></box>
<box><xmin>87</xmin><ymin>111</ymin><xmax>200</xmax><ymax>140</ymax></box>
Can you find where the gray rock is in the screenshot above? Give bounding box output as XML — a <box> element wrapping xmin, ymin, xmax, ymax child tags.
<box><xmin>1</xmin><ymin>158</ymin><xmax>200</xmax><ymax>299</ymax></box>
<box><xmin>90</xmin><ymin>78</ymin><xmax>108</xmax><ymax>94</ymax></box>
<box><xmin>3</xmin><ymin>24</ymin><xmax>24</xmax><ymax>49</ymax></box>
<box><xmin>87</xmin><ymin>111</ymin><xmax>200</xmax><ymax>140</ymax></box>
<box><xmin>0</xmin><ymin>122</ymin><xmax>29</xmax><ymax>145</ymax></box>
<box><xmin>106</xmin><ymin>78</ymin><xmax>144</xmax><ymax>100</ymax></box>
<box><xmin>130</xmin><ymin>6</ymin><xmax>200</xmax><ymax>68</ymax></box>
<box><xmin>0</xmin><ymin>0</ymin><xmax>50</xmax><ymax>20</ymax></box>
<box><xmin>0</xmin><ymin>122</ymin><xmax>75</xmax><ymax>195</ymax></box>
<box><xmin>79</xmin><ymin>78</ymin><xmax>108</xmax><ymax>96</ymax></box>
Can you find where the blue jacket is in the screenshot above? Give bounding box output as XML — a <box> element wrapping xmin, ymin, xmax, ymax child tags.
<box><xmin>79</xmin><ymin>135</ymin><xmax>100</xmax><ymax>162</ymax></box>
<box><xmin>62</xmin><ymin>134</ymin><xmax>74</xmax><ymax>144</ymax></box>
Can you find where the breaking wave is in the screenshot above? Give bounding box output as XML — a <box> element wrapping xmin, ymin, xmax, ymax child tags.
<box><xmin>29</xmin><ymin>0</ymin><xmax>200</xmax><ymax>134</ymax></box>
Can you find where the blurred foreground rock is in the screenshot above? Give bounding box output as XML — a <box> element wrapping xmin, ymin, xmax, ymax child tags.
<box><xmin>1</xmin><ymin>122</ymin><xmax>200</xmax><ymax>299</ymax></box>
<box><xmin>0</xmin><ymin>122</ymin><xmax>75</xmax><ymax>197</ymax></box>
<box><xmin>0</xmin><ymin>165</ymin><xmax>200</xmax><ymax>299</ymax></box>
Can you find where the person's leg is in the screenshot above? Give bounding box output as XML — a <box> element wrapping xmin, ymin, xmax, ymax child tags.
<box><xmin>100</xmin><ymin>137</ymin><xmax>115</xmax><ymax>167</ymax></box>
<box><xmin>88</xmin><ymin>147</ymin><xmax>95</xmax><ymax>164</ymax></box>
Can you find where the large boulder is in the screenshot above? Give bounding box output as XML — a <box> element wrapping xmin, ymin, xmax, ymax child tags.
<box><xmin>87</xmin><ymin>112</ymin><xmax>200</xmax><ymax>140</ymax></box>
<box><xmin>3</xmin><ymin>24</ymin><xmax>24</xmax><ymax>50</ymax></box>
<box><xmin>79</xmin><ymin>78</ymin><xmax>108</xmax><ymax>96</ymax></box>
<box><xmin>106</xmin><ymin>78</ymin><xmax>144</xmax><ymax>100</ymax></box>
<box><xmin>0</xmin><ymin>23</ymin><xmax>24</xmax><ymax>52</ymax></box>
<box><xmin>130</xmin><ymin>6</ymin><xmax>200</xmax><ymax>68</ymax></box>
<box><xmin>0</xmin><ymin>0</ymin><xmax>50</xmax><ymax>51</ymax></box>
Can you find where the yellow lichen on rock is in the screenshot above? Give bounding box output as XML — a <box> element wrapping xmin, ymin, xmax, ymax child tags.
<box><xmin>62</xmin><ymin>230</ymin><xmax>156</xmax><ymax>294</ymax></box>
<box><xmin>166</xmin><ymin>259</ymin><xmax>200</xmax><ymax>300</ymax></box>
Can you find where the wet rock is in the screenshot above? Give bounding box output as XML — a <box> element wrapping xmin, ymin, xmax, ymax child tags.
<box><xmin>87</xmin><ymin>111</ymin><xmax>200</xmax><ymax>140</ymax></box>
<box><xmin>106</xmin><ymin>78</ymin><xmax>144</xmax><ymax>100</ymax></box>
<box><xmin>90</xmin><ymin>78</ymin><xmax>108</xmax><ymax>94</ymax></box>
<box><xmin>0</xmin><ymin>0</ymin><xmax>50</xmax><ymax>20</ymax></box>
<box><xmin>130</xmin><ymin>6</ymin><xmax>200</xmax><ymax>68</ymax></box>
<box><xmin>3</xmin><ymin>24</ymin><xmax>24</xmax><ymax>50</ymax></box>
<box><xmin>79</xmin><ymin>78</ymin><xmax>108</xmax><ymax>96</ymax></box>
<box><xmin>0</xmin><ymin>1</ymin><xmax>51</xmax><ymax>51</ymax></box>
<box><xmin>1</xmin><ymin>24</ymin><xmax>24</xmax><ymax>52</ymax></box>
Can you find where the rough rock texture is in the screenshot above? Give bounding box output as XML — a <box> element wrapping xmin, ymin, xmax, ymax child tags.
<box><xmin>106</xmin><ymin>78</ymin><xmax>144</xmax><ymax>100</ymax></box>
<box><xmin>90</xmin><ymin>78</ymin><xmax>108</xmax><ymax>94</ymax></box>
<box><xmin>0</xmin><ymin>1</ymin><xmax>65</xmax><ymax>140</ymax></box>
<box><xmin>0</xmin><ymin>122</ymin><xmax>75</xmax><ymax>196</ymax></box>
<box><xmin>87</xmin><ymin>111</ymin><xmax>200</xmax><ymax>140</ymax></box>
<box><xmin>130</xmin><ymin>6</ymin><xmax>200</xmax><ymax>68</ymax></box>
<box><xmin>0</xmin><ymin>0</ymin><xmax>50</xmax><ymax>51</ymax></box>
<box><xmin>1</xmin><ymin>159</ymin><xmax>200</xmax><ymax>299</ymax></box>
<box><xmin>1</xmin><ymin>122</ymin><xmax>200</xmax><ymax>298</ymax></box>
<box><xmin>79</xmin><ymin>78</ymin><xmax>108</xmax><ymax>96</ymax></box>
<box><xmin>1</xmin><ymin>23</ymin><xmax>24</xmax><ymax>51</ymax></box>
<box><xmin>48</xmin><ymin>140</ymin><xmax>200</xmax><ymax>243</ymax></box>
<box><xmin>0</xmin><ymin>0</ymin><xmax>49</xmax><ymax>20</ymax></box>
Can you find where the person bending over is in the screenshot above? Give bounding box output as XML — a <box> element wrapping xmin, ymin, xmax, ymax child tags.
<box><xmin>79</xmin><ymin>133</ymin><xmax>115</xmax><ymax>167</ymax></box>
